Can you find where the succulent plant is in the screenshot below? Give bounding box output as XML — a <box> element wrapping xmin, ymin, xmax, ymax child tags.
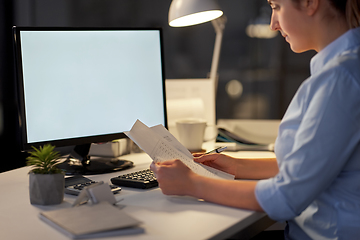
<box><xmin>26</xmin><ymin>144</ymin><xmax>63</xmax><ymax>174</ymax></box>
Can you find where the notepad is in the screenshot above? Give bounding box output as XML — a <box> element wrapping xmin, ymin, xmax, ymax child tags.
<box><xmin>39</xmin><ymin>202</ymin><xmax>143</xmax><ymax>239</ymax></box>
<box><xmin>125</xmin><ymin>120</ymin><xmax>234</xmax><ymax>180</ymax></box>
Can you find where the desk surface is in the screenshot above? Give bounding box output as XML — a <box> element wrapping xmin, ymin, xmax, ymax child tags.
<box><xmin>0</xmin><ymin>151</ymin><xmax>275</xmax><ymax>240</ymax></box>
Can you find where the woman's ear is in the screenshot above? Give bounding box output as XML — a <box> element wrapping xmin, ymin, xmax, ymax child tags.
<box><xmin>302</xmin><ymin>0</ymin><xmax>320</xmax><ymax>16</ymax></box>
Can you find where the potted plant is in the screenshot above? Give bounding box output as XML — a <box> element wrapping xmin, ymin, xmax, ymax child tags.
<box><xmin>27</xmin><ymin>144</ymin><xmax>65</xmax><ymax>205</ymax></box>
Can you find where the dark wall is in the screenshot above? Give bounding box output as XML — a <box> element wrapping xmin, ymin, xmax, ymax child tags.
<box><xmin>0</xmin><ymin>0</ymin><xmax>27</xmax><ymax>172</ymax></box>
<box><xmin>12</xmin><ymin>0</ymin><xmax>315</xmax><ymax>119</ymax></box>
<box><xmin>0</xmin><ymin>0</ymin><xmax>315</xmax><ymax>172</ymax></box>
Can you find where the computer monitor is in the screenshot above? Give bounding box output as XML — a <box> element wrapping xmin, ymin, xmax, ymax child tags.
<box><xmin>13</xmin><ymin>27</ymin><xmax>167</xmax><ymax>174</ymax></box>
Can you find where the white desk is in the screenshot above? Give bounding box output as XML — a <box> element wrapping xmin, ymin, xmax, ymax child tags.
<box><xmin>0</xmin><ymin>151</ymin><xmax>276</xmax><ymax>240</ymax></box>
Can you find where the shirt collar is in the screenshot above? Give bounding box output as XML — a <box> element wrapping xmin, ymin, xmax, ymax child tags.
<box><xmin>310</xmin><ymin>27</ymin><xmax>360</xmax><ymax>75</ymax></box>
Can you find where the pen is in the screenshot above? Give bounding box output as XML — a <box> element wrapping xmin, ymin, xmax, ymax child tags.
<box><xmin>205</xmin><ymin>146</ymin><xmax>227</xmax><ymax>154</ymax></box>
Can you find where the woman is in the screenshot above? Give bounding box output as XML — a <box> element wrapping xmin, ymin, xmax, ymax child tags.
<box><xmin>150</xmin><ymin>0</ymin><xmax>360</xmax><ymax>239</ymax></box>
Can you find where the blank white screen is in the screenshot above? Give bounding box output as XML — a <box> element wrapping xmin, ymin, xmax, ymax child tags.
<box><xmin>19</xmin><ymin>30</ymin><xmax>165</xmax><ymax>143</ymax></box>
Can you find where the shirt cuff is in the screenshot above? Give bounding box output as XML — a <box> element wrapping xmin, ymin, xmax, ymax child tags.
<box><xmin>255</xmin><ymin>178</ymin><xmax>297</xmax><ymax>221</ymax></box>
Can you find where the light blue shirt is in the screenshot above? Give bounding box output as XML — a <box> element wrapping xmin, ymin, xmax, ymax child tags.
<box><xmin>255</xmin><ymin>27</ymin><xmax>360</xmax><ymax>240</ymax></box>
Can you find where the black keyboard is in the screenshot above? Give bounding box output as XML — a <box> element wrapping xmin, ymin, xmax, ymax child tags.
<box><xmin>111</xmin><ymin>169</ymin><xmax>158</xmax><ymax>189</ymax></box>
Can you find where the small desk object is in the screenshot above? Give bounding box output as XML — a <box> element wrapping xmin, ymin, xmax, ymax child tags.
<box><xmin>0</xmin><ymin>151</ymin><xmax>275</xmax><ymax>240</ymax></box>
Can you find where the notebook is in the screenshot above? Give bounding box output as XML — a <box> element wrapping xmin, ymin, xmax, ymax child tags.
<box><xmin>39</xmin><ymin>202</ymin><xmax>143</xmax><ymax>239</ymax></box>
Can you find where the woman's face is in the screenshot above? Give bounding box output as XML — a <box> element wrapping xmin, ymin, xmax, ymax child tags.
<box><xmin>269</xmin><ymin>0</ymin><xmax>314</xmax><ymax>53</ymax></box>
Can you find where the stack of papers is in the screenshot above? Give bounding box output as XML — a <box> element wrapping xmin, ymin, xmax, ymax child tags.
<box><xmin>216</xmin><ymin>128</ymin><xmax>274</xmax><ymax>151</ymax></box>
<box><xmin>125</xmin><ymin>120</ymin><xmax>234</xmax><ymax>180</ymax></box>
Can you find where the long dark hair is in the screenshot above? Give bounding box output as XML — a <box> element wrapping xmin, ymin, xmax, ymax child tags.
<box><xmin>330</xmin><ymin>0</ymin><xmax>360</xmax><ymax>27</ymax></box>
<box><xmin>292</xmin><ymin>0</ymin><xmax>360</xmax><ymax>28</ymax></box>
<box><xmin>345</xmin><ymin>0</ymin><xmax>360</xmax><ymax>28</ymax></box>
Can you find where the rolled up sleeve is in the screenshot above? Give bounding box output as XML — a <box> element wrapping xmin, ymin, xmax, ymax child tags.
<box><xmin>255</xmin><ymin>177</ymin><xmax>297</xmax><ymax>221</ymax></box>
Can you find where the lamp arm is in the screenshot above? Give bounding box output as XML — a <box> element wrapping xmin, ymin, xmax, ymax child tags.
<box><xmin>209</xmin><ymin>16</ymin><xmax>226</xmax><ymax>89</ymax></box>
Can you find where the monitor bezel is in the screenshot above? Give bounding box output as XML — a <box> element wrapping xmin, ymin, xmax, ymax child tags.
<box><xmin>13</xmin><ymin>26</ymin><xmax>168</xmax><ymax>151</ymax></box>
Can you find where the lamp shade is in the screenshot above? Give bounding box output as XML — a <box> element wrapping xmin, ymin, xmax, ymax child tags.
<box><xmin>169</xmin><ymin>0</ymin><xmax>223</xmax><ymax>27</ymax></box>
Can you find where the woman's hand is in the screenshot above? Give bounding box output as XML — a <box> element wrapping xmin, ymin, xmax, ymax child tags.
<box><xmin>150</xmin><ymin>158</ymin><xmax>264</xmax><ymax>211</ymax></box>
<box><xmin>194</xmin><ymin>153</ymin><xmax>278</xmax><ymax>179</ymax></box>
<box><xmin>193</xmin><ymin>153</ymin><xmax>238</xmax><ymax>176</ymax></box>
<box><xmin>150</xmin><ymin>159</ymin><xmax>198</xmax><ymax>196</ymax></box>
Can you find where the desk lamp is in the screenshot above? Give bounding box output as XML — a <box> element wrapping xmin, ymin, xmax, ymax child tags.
<box><xmin>168</xmin><ymin>0</ymin><xmax>226</xmax><ymax>87</ymax></box>
<box><xmin>166</xmin><ymin>0</ymin><xmax>226</xmax><ymax>142</ymax></box>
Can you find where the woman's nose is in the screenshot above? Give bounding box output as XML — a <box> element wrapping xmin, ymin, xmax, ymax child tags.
<box><xmin>269</xmin><ymin>14</ymin><xmax>280</xmax><ymax>31</ymax></box>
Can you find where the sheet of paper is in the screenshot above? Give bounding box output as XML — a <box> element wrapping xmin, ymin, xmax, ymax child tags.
<box><xmin>125</xmin><ymin>120</ymin><xmax>234</xmax><ymax>180</ymax></box>
<box><xmin>150</xmin><ymin>124</ymin><xmax>193</xmax><ymax>159</ymax></box>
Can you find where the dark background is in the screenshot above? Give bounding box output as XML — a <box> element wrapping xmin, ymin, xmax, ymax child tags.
<box><xmin>0</xmin><ymin>0</ymin><xmax>315</xmax><ymax>172</ymax></box>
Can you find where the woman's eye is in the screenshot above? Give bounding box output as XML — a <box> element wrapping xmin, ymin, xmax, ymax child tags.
<box><xmin>270</xmin><ymin>4</ymin><xmax>280</xmax><ymax>10</ymax></box>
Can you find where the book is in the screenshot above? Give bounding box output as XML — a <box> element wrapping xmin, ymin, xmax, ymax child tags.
<box><xmin>39</xmin><ymin>202</ymin><xmax>143</xmax><ymax>239</ymax></box>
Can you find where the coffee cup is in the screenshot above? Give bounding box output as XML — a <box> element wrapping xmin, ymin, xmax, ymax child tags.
<box><xmin>176</xmin><ymin>118</ymin><xmax>207</xmax><ymax>151</ymax></box>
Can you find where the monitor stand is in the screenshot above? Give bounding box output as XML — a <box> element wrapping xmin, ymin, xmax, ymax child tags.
<box><xmin>57</xmin><ymin>144</ymin><xmax>134</xmax><ymax>175</ymax></box>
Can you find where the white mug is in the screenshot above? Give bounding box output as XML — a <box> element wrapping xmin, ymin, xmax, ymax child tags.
<box><xmin>176</xmin><ymin>118</ymin><xmax>207</xmax><ymax>151</ymax></box>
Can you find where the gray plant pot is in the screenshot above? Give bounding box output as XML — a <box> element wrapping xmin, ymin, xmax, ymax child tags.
<box><xmin>29</xmin><ymin>172</ymin><xmax>65</xmax><ymax>205</ymax></box>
